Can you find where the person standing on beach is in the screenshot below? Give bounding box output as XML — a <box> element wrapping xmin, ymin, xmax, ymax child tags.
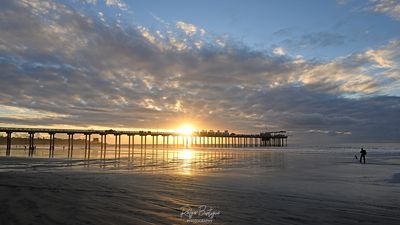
<box><xmin>360</xmin><ymin>148</ymin><xmax>367</xmax><ymax>164</ymax></box>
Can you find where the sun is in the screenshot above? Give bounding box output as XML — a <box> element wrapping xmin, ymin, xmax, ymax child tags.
<box><xmin>177</xmin><ymin>124</ymin><xmax>194</xmax><ymax>135</ymax></box>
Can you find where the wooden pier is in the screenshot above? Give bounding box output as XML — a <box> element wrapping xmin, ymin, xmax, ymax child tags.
<box><xmin>0</xmin><ymin>127</ymin><xmax>288</xmax><ymax>158</ymax></box>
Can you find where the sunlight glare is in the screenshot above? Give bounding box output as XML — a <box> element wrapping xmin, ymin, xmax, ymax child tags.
<box><xmin>177</xmin><ymin>124</ymin><xmax>194</xmax><ymax>135</ymax></box>
<box><xmin>180</xmin><ymin>149</ymin><xmax>193</xmax><ymax>160</ymax></box>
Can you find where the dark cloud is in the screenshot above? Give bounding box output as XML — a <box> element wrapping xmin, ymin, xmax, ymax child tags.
<box><xmin>0</xmin><ymin>0</ymin><xmax>399</xmax><ymax>144</ymax></box>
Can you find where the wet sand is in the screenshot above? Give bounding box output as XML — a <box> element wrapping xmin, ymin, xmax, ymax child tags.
<box><xmin>0</xmin><ymin>146</ymin><xmax>399</xmax><ymax>225</ymax></box>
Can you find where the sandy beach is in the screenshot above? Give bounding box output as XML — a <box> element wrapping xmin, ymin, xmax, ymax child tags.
<box><xmin>0</xmin><ymin>145</ymin><xmax>399</xmax><ymax>225</ymax></box>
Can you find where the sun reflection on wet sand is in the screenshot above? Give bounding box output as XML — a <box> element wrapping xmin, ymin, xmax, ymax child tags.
<box><xmin>179</xmin><ymin>149</ymin><xmax>193</xmax><ymax>160</ymax></box>
<box><xmin>0</xmin><ymin>146</ymin><xmax>287</xmax><ymax>176</ymax></box>
<box><xmin>179</xmin><ymin>149</ymin><xmax>194</xmax><ymax>175</ymax></box>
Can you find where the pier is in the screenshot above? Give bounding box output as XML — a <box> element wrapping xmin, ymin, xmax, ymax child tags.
<box><xmin>0</xmin><ymin>127</ymin><xmax>288</xmax><ymax>158</ymax></box>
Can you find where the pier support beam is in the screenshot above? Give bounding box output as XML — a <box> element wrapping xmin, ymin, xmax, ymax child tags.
<box><xmin>48</xmin><ymin>133</ymin><xmax>55</xmax><ymax>158</ymax></box>
<box><xmin>185</xmin><ymin>136</ymin><xmax>187</xmax><ymax>148</ymax></box>
<box><xmin>103</xmin><ymin>134</ymin><xmax>107</xmax><ymax>158</ymax></box>
<box><xmin>167</xmin><ymin>136</ymin><xmax>169</xmax><ymax>149</ymax></box>
<box><xmin>132</xmin><ymin>135</ymin><xmax>135</xmax><ymax>156</ymax></box>
<box><xmin>140</xmin><ymin>135</ymin><xmax>143</xmax><ymax>153</ymax></box>
<box><xmin>144</xmin><ymin>135</ymin><xmax>147</xmax><ymax>150</ymax></box>
<box><xmin>100</xmin><ymin>135</ymin><xmax>103</xmax><ymax>157</ymax></box>
<box><xmin>114</xmin><ymin>135</ymin><xmax>117</xmax><ymax>158</ymax></box>
<box><xmin>67</xmin><ymin>133</ymin><xmax>74</xmax><ymax>158</ymax></box>
<box><xmin>127</xmin><ymin>135</ymin><xmax>131</xmax><ymax>159</ymax></box>
<box><xmin>128</xmin><ymin>135</ymin><xmax>135</xmax><ymax>159</ymax></box>
<box><xmin>83</xmin><ymin>134</ymin><xmax>91</xmax><ymax>159</ymax></box>
<box><xmin>100</xmin><ymin>134</ymin><xmax>104</xmax><ymax>158</ymax></box>
<box><xmin>28</xmin><ymin>132</ymin><xmax>35</xmax><ymax>157</ymax></box>
<box><xmin>114</xmin><ymin>134</ymin><xmax>121</xmax><ymax>159</ymax></box>
<box><xmin>119</xmin><ymin>135</ymin><xmax>121</xmax><ymax>158</ymax></box>
<box><xmin>6</xmin><ymin>131</ymin><xmax>12</xmax><ymax>156</ymax></box>
<box><xmin>84</xmin><ymin>134</ymin><xmax>88</xmax><ymax>159</ymax></box>
<box><xmin>87</xmin><ymin>134</ymin><xmax>91</xmax><ymax>159</ymax></box>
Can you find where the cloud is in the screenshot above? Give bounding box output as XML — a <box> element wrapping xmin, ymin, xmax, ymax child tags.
<box><xmin>176</xmin><ymin>21</ymin><xmax>198</xmax><ymax>36</ymax></box>
<box><xmin>273</xmin><ymin>47</ymin><xmax>285</xmax><ymax>56</ymax></box>
<box><xmin>104</xmin><ymin>0</ymin><xmax>127</xmax><ymax>10</ymax></box>
<box><xmin>368</xmin><ymin>0</ymin><xmax>400</xmax><ymax>21</ymax></box>
<box><xmin>246</xmin><ymin>87</ymin><xmax>400</xmax><ymax>142</ymax></box>
<box><xmin>84</xmin><ymin>0</ymin><xmax>97</xmax><ymax>4</ymax></box>
<box><xmin>336</xmin><ymin>0</ymin><xmax>349</xmax><ymax>5</ymax></box>
<box><xmin>295</xmin><ymin>40</ymin><xmax>400</xmax><ymax>95</ymax></box>
<box><xmin>175</xmin><ymin>21</ymin><xmax>206</xmax><ymax>37</ymax></box>
<box><xmin>0</xmin><ymin>0</ymin><xmax>399</xmax><ymax>143</ymax></box>
<box><xmin>83</xmin><ymin>0</ymin><xmax>127</xmax><ymax>10</ymax></box>
<box><xmin>135</xmin><ymin>20</ymin><xmax>207</xmax><ymax>52</ymax></box>
<box><xmin>0</xmin><ymin>104</ymin><xmax>69</xmax><ymax>120</ymax></box>
<box><xmin>362</xmin><ymin>40</ymin><xmax>399</xmax><ymax>68</ymax></box>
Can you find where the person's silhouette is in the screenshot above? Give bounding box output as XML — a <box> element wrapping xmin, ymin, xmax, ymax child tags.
<box><xmin>360</xmin><ymin>148</ymin><xmax>367</xmax><ymax>164</ymax></box>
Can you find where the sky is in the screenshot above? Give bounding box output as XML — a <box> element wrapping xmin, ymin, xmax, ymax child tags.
<box><xmin>0</xmin><ymin>0</ymin><xmax>399</xmax><ymax>144</ymax></box>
